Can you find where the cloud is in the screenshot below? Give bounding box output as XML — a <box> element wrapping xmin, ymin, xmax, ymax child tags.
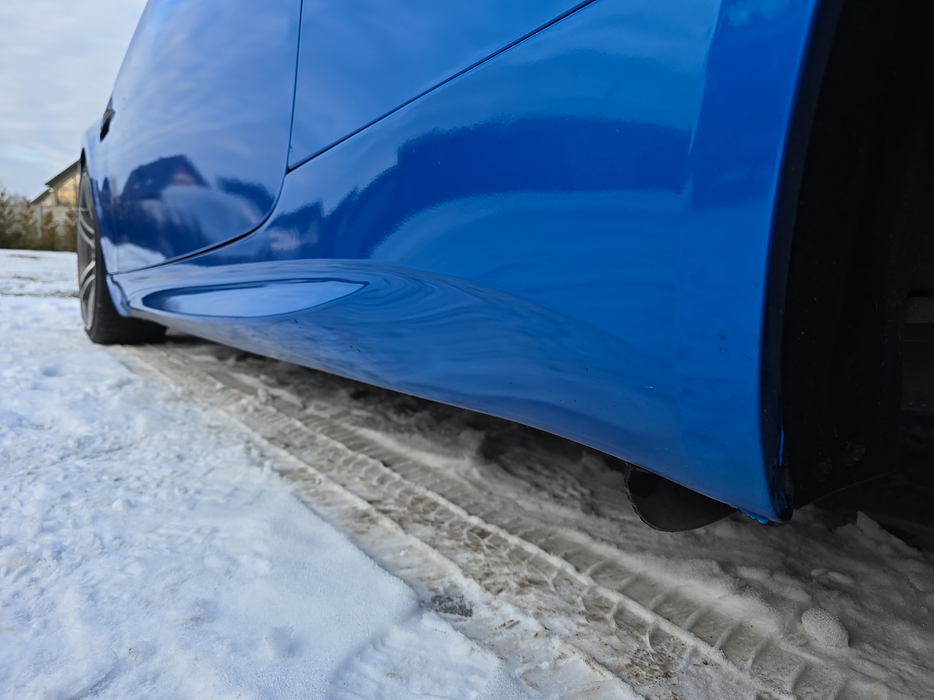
<box><xmin>0</xmin><ymin>0</ymin><xmax>147</xmax><ymax>197</ymax></box>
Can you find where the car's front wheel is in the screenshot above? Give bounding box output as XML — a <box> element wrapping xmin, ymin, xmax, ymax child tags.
<box><xmin>76</xmin><ymin>168</ymin><xmax>165</xmax><ymax>345</ymax></box>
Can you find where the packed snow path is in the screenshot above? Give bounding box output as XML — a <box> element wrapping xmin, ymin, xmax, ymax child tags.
<box><xmin>2</xmin><ymin>251</ymin><xmax>933</xmax><ymax>699</ymax></box>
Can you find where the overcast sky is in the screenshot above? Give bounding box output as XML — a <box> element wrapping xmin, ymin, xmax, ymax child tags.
<box><xmin>0</xmin><ymin>0</ymin><xmax>148</xmax><ymax>198</ymax></box>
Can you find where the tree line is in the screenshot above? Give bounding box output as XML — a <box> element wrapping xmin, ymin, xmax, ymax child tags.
<box><xmin>0</xmin><ymin>184</ymin><xmax>76</xmax><ymax>252</ymax></box>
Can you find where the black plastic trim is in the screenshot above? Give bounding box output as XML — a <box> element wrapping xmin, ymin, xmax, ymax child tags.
<box><xmin>778</xmin><ymin>0</ymin><xmax>934</xmax><ymax>507</ymax></box>
<box><xmin>762</xmin><ymin>0</ymin><xmax>846</xmax><ymax>519</ymax></box>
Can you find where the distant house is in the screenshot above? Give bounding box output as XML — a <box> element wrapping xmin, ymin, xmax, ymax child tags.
<box><xmin>31</xmin><ymin>160</ymin><xmax>79</xmax><ymax>226</ymax></box>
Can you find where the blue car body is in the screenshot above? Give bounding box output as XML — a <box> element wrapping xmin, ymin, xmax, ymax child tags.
<box><xmin>81</xmin><ymin>0</ymin><xmax>833</xmax><ymax>522</ymax></box>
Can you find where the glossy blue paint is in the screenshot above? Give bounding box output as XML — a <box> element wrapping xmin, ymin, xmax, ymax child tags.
<box><xmin>89</xmin><ymin>0</ymin><xmax>301</xmax><ymax>273</ymax></box>
<box><xmin>101</xmin><ymin>0</ymin><xmax>824</xmax><ymax>520</ymax></box>
<box><xmin>289</xmin><ymin>0</ymin><xmax>591</xmax><ymax>166</ymax></box>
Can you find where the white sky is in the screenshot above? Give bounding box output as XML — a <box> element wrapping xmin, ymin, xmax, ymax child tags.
<box><xmin>0</xmin><ymin>0</ymin><xmax>148</xmax><ymax>198</ymax></box>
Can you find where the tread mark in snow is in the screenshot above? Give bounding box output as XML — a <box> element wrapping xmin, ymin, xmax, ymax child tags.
<box><xmin>114</xmin><ymin>343</ymin><xmax>909</xmax><ymax>700</ymax></box>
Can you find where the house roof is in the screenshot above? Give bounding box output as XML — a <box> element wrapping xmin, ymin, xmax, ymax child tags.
<box><xmin>31</xmin><ymin>190</ymin><xmax>53</xmax><ymax>207</ymax></box>
<box><xmin>45</xmin><ymin>160</ymin><xmax>79</xmax><ymax>190</ymax></box>
<box><xmin>31</xmin><ymin>160</ymin><xmax>80</xmax><ymax>205</ymax></box>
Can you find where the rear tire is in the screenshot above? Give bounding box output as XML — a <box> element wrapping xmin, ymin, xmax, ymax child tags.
<box><xmin>76</xmin><ymin>167</ymin><xmax>165</xmax><ymax>345</ymax></box>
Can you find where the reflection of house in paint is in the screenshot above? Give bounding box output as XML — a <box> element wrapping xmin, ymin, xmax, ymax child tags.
<box><xmin>31</xmin><ymin>160</ymin><xmax>79</xmax><ymax>226</ymax></box>
<box><xmin>122</xmin><ymin>155</ymin><xmax>208</xmax><ymax>201</ymax></box>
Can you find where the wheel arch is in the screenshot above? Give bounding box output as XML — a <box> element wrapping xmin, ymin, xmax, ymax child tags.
<box><xmin>769</xmin><ymin>0</ymin><xmax>934</xmax><ymax>508</ymax></box>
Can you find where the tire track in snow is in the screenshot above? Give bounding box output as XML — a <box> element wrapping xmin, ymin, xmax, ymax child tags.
<box><xmin>114</xmin><ymin>346</ymin><xmax>640</xmax><ymax>700</ymax></box>
<box><xmin>115</xmin><ymin>343</ymin><xmax>902</xmax><ymax>700</ymax></box>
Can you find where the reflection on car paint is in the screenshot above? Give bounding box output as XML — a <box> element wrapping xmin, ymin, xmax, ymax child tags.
<box><xmin>101</xmin><ymin>0</ymin><xmax>822</xmax><ymax>519</ymax></box>
<box><xmin>88</xmin><ymin>0</ymin><xmax>299</xmax><ymax>272</ymax></box>
<box><xmin>289</xmin><ymin>0</ymin><xmax>595</xmax><ymax>165</ymax></box>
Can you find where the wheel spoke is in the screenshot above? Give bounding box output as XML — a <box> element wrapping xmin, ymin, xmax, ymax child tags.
<box><xmin>79</xmin><ymin>261</ymin><xmax>96</xmax><ymax>328</ymax></box>
<box><xmin>76</xmin><ymin>173</ymin><xmax>99</xmax><ymax>331</ymax></box>
<box><xmin>81</xmin><ymin>296</ymin><xmax>95</xmax><ymax>329</ymax></box>
<box><xmin>79</xmin><ymin>265</ymin><xmax>95</xmax><ymax>303</ymax></box>
<box><xmin>78</xmin><ymin>260</ymin><xmax>96</xmax><ymax>289</ymax></box>
<box><xmin>77</xmin><ymin>211</ymin><xmax>95</xmax><ymax>248</ymax></box>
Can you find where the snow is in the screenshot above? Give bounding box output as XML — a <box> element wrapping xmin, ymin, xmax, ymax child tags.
<box><xmin>0</xmin><ymin>250</ymin><xmax>76</xmax><ymax>298</ymax></box>
<box><xmin>331</xmin><ymin>614</ymin><xmax>526</xmax><ymax>700</ymax></box>
<box><xmin>801</xmin><ymin>608</ymin><xmax>849</xmax><ymax>649</ymax></box>
<box><xmin>4</xmin><ymin>249</ymin><xmax>934</xmax><ymax>700</ymax></box>
<box><xmin>163</xmin><ymin>297</ymin><xmax>934</xmax><ymax>698</ymax></box>
<box><xmin>0</xmin><ymin>250</ymin><xmax>532</xmax><ymax>700</ymax></box>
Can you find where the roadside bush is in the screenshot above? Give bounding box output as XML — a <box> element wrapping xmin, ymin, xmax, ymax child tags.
<box><xmin>0</xmin><ymin>183</ymin><xmax>75</xmax><ymax>251</ymax></box>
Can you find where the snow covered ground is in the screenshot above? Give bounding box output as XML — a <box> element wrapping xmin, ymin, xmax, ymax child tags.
<box><xmin>0</xmin><ymin>250</ymin><xmax>77</xmax><ymax>298</ymax></box>
<box><xmin>2</xmin><ymin>250</ymin><xmax>933</xmax><ymax>700</ymax></box>
<box><xmin>0</xmin><ymin>250</ymin><xmax>532</xmax><ymax>699</ymax></box>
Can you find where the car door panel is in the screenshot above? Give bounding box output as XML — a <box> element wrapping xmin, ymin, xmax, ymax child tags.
<box><xmin>289</xmin><ymin>0</ymin><xmax>592</xmax><ymax>166</ymax></box>
<box><xmin>112</xmin><ymin>0</ymin><xmax>822</xmax><ymax>520</ymax></box>
<box><xmin>100</xmin><ymin>0</ymin><xmax>301</xmax><ymax>273</ymax></box>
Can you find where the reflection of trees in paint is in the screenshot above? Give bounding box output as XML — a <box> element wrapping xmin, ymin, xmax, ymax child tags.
<box><xmin>122</xmin><ymin>156</ymin><xmax>208</xmax><ymax>201</ymax></box>
<box><xmin>218</xmin><ymin>177</ymin><xmax>275</xmax><ymax>214</ymax></box>
<box><xmin>113</xmin><ymin>156</ymin><xmax>274</xmax><ymax>266</ymax></box>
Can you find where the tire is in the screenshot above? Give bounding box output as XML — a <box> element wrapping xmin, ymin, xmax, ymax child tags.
<box><xmin>76</xmin><ymin>167</ymin><xmax>165</xmax><ymax>345</ymax></box>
